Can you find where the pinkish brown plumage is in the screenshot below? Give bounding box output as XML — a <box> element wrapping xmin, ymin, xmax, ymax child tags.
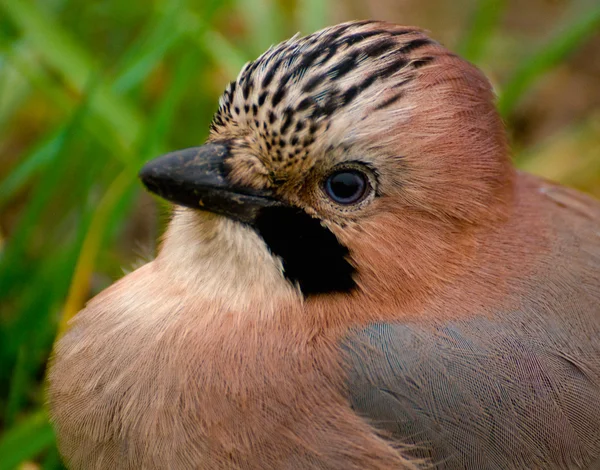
<box><xmin>48</xmin><ymin>21</ymin><xmax>600</xmax><ymax>469</ymax></box>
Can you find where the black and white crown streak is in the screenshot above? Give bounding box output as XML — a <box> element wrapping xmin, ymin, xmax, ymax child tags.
<box><xmin>210</xmin><ymin>20</ymin><xmax>437</xmax><ymax>153</ymax></box>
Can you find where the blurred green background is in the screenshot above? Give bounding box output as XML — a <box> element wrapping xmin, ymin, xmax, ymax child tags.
<box><xmin>0</xmin><ymin>0</ymin><xmax>599</xmax><ymax>468</ymax></box>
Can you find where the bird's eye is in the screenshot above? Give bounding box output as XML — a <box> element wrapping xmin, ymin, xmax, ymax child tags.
<box><xmin>324</xmin><ymin>169</ymin><xmax>369</xmax><ymax>205</ymax></box>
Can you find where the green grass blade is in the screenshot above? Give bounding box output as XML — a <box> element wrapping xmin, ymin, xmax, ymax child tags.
<box><xmin>112</xmin><ymin>0</ymin><xmax>228</xmax><ymax>95</ymax></box>
<box><xmin>0</xmin><ymin>43</ymin><xmax>31</xmax><ymax>129</ymax></box>
<box><xmin>457</xmin><ymin>0</ymin><xmax>506</xmax><ymax>64</ymax></box>
<box><xmin>41</xmin><ymin>443</ymin><xmax>66</xmax><ymax>470</ymax></box>
<box><xmin>111</xmin><ymin>0</ymin><xmax>185</xmax><ymax>94</ymax></box>
<box><xmin>180</xmin><ymin>11</ymin><xmax>248</xmax><ymax>77</ymax></box>
<box><xmin>1</xmin><ymin>41</ymin><xmax>72</xmax><ymax>117</ymax></box>
<box><xmin>0</xmin><ymin>128</ymin><xmax>65</xmax><ymax>210</ymax></box>
<box><xmin>1</xmin><ymin>44</ymin><xmax>134</xmax><ymax>161</ymax></box>
<box><xmin>4</xmin><ymin>346</ymin><xmax>28</xmax><ymax>427</ymax></box>
<box><xmin>59</xmin><ymin>169</ymin><xmax>136</xmax><ymax>333</ymax></box>
<box><xmin>139</xmin><ymin>50</ymin><xmax>200</xmax><ymax>159</ymax></box>
<box><xmin>0</xmin><ymin>411</ymin><xmax>55</xmax><ymax>470</ymax></box>
<box><xmin>0</xmin><ymin>0</ymin><xmax>144</xmax><ymax>151</ymax></box>
<box><xmin>0</xmin><ymin>79</ymin><xmax>95</xmax><ymax>295</ymax></box>
<box><xmin>59</xmin><ymin>46</ymin><xmax>200</xmax><ymax>329</ymax></box>
<box><xmin>498</xmin><ymin>4</ymin><xmax>600</xmax><ymax>117</ymax></box>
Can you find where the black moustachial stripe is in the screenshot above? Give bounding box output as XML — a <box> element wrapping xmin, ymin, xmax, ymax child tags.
<box><xmin>255</xmin><ymin>206</ymin><xmax>356</xmax><ymax>295</ymax></box>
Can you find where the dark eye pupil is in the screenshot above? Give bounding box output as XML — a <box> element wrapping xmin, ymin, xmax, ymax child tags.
<box><xmin>325</xmin><ymin>170</ymin><xmax>367</xmax><ymax>204</ymax></box>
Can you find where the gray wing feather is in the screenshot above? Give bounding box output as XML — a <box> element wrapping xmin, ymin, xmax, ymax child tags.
<box><xmin>343</xmin><ymin>314</ymin><xmax>600</xmax><ymax>469</ymax></box>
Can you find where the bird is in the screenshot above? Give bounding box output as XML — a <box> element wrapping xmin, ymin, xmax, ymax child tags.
<box><xmin>48</xmin><ymin>20</ymin><xmax>600</xmax><ymax>469</ymax></box>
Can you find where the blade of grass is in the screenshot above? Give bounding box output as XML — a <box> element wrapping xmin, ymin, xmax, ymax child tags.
<box><xmin>498</xmin><ymin>4</ymin><xmax>600</xmax><ymax>117</ymax></box>
<box><xmin>180</xmin><ymin>10</ymin><xmax>249</xmax><ymax>77</ymax></box>
<box><xmin>1</xmin><ymin>245</ymin><xmax>85</xmax><ymax>381</ymax></box>
<box><xmin>139</xmin><ymin>50</ymin><xmax>200</xmax><ymax>159</ymax></box>
<box><xmin>0</xmin><ymin>411</ymin><xmax>55</xmax><ymax>470</ymax></box>
<box><xmin>0</xmin><ymin>83</ymin><xmax>104</xmax><ymax>420</ymax></box>
<box><xmin>0</xmin><ymin>0</ymin><xmax>209</xmax><ymax>209</ymax></box>
<box><xmin>0</xmin><ymin>128</ymin><xmax>69</xmax><ymax>210</ymax></box>
<box><xmin>41</xmin><ymin>443</ymin><xmax>65</xmax><ymax>470</ymax></box>
<box><xmin>58</xmin><ymin>168</ymin><xmax>136</xmax><ymax>334</ymax></box>
<box><xmin>112</xmin><ymin>0</ymin><xmax>229</xmax><ymax>95</ymax></box>
<box><xmin>0</xmin><ymin>44</ymin><xmax>31</xmax><ymax>129</ymax></box>
<box><xmin>4</xmin><ymin>345</ymin><xmax>28</xmax><ymax>427</ymax></box>
<box><xmin>0</xmin><ymin>77</ymin><xmax>97</xmax><ymax>295</ymax></box>
<box><xmin>111</xmin><ymin>0</ymin><xmax>185</xmax><ymax>94</ymax></box>
<box><xmin>0</xmin><ymin>0</ymin><xmax>231</xmax><ymax>205</ymax></box>
<box><xmin>0</xmin><ymin>0</ymin><xmax>143</xmax><ymax>151</ymax></box>
<box><xmin>0</xmin><ymin>41</ymin><xmax>73</xmax><ymax>120</ymax></box>
<box><xmin>59</xmin><ymin>47</ymin><xmax>201</xmax><ymax>331</ymax></box>
<box><xmin>457</xmin><ymin>0</ymin><xmax>506</xmax><ymax>64</ymax></box>
<box><xmin>2</xmin><ymin>41</ymin><xmax>134</xmax><ymax>160</ymax></box>
<box><xmin>0</xmin><ymin>138</ymin><xmax>112</xmax><ymax>426</ymax></box>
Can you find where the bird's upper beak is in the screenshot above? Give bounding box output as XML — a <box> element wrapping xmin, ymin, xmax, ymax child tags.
<box><xmin>139</xmin><ymin>142</ymin><xmax>282</xmax><ymax>224</ymax></box>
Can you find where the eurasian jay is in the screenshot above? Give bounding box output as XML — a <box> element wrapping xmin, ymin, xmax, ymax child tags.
<box><xmin>48</xmin><ymin>20</ymin><xmax>600</xmax><ymax>469</ymax></box>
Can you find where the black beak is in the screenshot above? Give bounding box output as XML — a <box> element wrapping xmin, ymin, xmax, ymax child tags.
<box><xmin>139</xmin><ymin>143</ymin><xmax>282</xmax><ymax>224</ymax></box>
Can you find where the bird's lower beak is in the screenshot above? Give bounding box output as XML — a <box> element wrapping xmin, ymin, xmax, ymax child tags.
<box><xmin>139</xmin><ymin>143</ymin><xmax>282</xmax><ymax>224</ymax></box>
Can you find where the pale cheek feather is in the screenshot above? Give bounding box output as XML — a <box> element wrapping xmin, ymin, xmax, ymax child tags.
<box><xmin>157</xmin><ymin>209</ymin><xmax>302</xmax><ymax>315</ymax></box>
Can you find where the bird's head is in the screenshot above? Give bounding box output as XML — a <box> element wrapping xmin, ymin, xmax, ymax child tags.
<box><xmin>140</xmin><ymin>21</ymin><xmax>514</xmax><ymax>310</ymax></box>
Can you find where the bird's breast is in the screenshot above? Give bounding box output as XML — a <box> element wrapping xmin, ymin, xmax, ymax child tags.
<box><xmin>48</xmin><ymin>262</ymin><xmax>414</xmax><ymax>469</ymax></box>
